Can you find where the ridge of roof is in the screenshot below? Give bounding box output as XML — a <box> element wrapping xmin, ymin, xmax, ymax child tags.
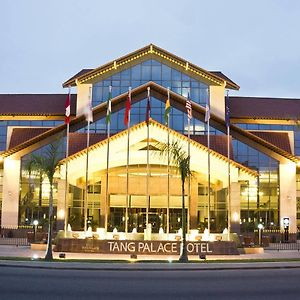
<box><xmin>63</xmin><ymin>44</ymin><xmax>239</xmax><ymax>90</ymax></box>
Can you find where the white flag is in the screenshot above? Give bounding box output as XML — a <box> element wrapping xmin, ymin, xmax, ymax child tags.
<box><xmin>205</xmin><ymin>104</ymin><xmax>210</xmax><ymax>123</ymax></box>
<box><xmin>84</xmin><ymin>88</ymin><xmax>93</xmax><ymax>123</ymax></box>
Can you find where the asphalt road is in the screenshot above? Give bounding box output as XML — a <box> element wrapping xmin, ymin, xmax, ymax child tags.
<box><xmin>0</xmin><ymin>266</ymin><xmax>299</xmax><ymax>300</ymax></box>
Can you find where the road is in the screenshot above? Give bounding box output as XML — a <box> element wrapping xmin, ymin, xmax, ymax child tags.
<box><xmin>0</xmin><ymin>265</ymin><xmax>299</xmax><ymax>299</ymax></box>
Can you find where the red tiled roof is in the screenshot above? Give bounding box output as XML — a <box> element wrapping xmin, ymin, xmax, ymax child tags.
<box><xmin>0</xmin><ymin>94</ymin><xmax>77</xmax><ymax>116</ymax></box>
<box><xmin>190</xmin><ymin>135</ymin><xmax>233</xmax><ymax>159</ymax></box>
<box><xmin>69</xmin><ymin>133</ymin><xmax>107</xmax><ymax>156</ymax></box>
<box><xmin>250</xmin><ymin>131</ymin><xmax>292</xmax><ymax>154</ymax></box>
<box><xmin>9</xmin><ymin>128</ymin><xmax>52</xmax><ymax>149</ymax></box>
<box><xmin>230</xmin><ymin>96</ymin><xmax>300</xmax><ymax>120</ymax></box>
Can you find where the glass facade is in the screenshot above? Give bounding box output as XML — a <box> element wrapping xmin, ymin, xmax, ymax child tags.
<box><xmin>0</xmin><ymin>120</ymin><xmax>63</xmax><ymax>151</ymax></box>
<box><xmin>19</xmin><ymin>141</ymin><xmax>65</xmax><ymax>227</ymax></box>
<box><xmin>88</xmin><ymin>59</ymin><xmax>210</xmax><ymax>136</ymax></box>
<box><xmin>92</xmin><ymin>59</ymin><xmax>208</xmax><ymax>107</ymax></box>
<box><xmin>233</xmin><ymin>139</ymin><xmax>279</xmax><ymax>231</ymax></box>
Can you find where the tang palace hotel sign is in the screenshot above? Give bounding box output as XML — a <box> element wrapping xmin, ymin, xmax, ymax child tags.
<box><xmin>55</xmin><ymin>239</ymin><xmax>239</xmax><ymax>255</ymax></box>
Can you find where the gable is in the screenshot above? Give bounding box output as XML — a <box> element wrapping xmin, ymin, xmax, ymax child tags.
<box><xmin>63</xmin><ymin>44</ymin><xmax>239</xmax><ymax>90</ymax></box>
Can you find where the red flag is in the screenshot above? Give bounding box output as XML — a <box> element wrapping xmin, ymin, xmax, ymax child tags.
<box><xmin>65</xmin><ymin>92</ymin><xmax>71</xmax><ymax>124</ymax></box>
<box><xmin>146</xmin><ymin>87</ymin><xmax>151</xmax><ymax>126</ymax></box>
<box><xmin>124</xmin><ymin>89</ymin><xmax>131</xmax><ymax>127</ymax></box>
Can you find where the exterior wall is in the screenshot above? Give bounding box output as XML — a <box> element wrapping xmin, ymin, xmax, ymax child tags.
<box><xmin>76</xmin><ymin>83</ymin><xmax>92</xmax><ymax>117</ymax></box>
<box><xmin>209</xmin><ymin>84</ymin><xmax>225</xmax><ymax>120</ymax></box>
<box><xmin>2</xmin><ymin>157</ymin><xmax>21</xmax><ymax>227</ymax></box>
<box><xmin>279</xmin><ymin>162</ymin><xmax>297</xmax><ymax>232</ymax></box>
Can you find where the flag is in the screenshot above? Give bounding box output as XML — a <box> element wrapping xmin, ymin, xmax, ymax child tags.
<box><xmin>65</xmin><ymin>91</ymin><xmax>71</xmax><ymax>124</ymax></box>
<box><xmin>124</xmin><ymin>88</ymin><xmax>131</xmax><ymax>127</ymax></box>
<box><xmin>106</xmin><ymin>86</ymin><xmax>112</xmax><ymax>124</ymax></box>
<box><xmin>186</xmin><ymin>93</ymin><xmax>192</xmax><ymax>120</ymax></box>
<box><xmin>225</xmin><ymin>93</ymin><xmax>230</xmax><ymax>128</ymax></box>
<box><xmin>164</xmin><ymin>88</ymin><xmax>171</xmax><ymax>125</ymax></box>
<box><xmin>146</xmin><ymin>87</ymin><xmax>151</xmax><ymax>126</ymax></box>
<box><xmin>84</xmin><ymin>88</ymin><xmax>93</xmax><ymax>123</ymax></box>
<box><xmin>205</xmin><ymin>103</ymin><xmax>210</xmax><ymax>123</ymax></box>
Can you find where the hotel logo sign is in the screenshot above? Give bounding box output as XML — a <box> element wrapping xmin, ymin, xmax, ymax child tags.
<box><xmin>56</xmin><ymin>239</ymin><xmax>239</xmax><ymax>255</ymax></box>
<box><xmin>107</xmin><ymin>241</ymin><xmax>212</xmax><ymax>255</ymax></box>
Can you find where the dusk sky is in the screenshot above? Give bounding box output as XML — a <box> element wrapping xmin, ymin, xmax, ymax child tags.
<box><xmin>1</xmin><ymin>0</ymin><xmax>300</xmax><ymax>98</ymax></box>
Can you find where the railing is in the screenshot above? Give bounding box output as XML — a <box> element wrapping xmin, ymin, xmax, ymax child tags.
<box><xmin>0</xmin><ymin>237</ymin><xmax>29</xmax><ymax>246</ymax></box>
<box><xmin>0</xmin><ymin>227</ymin><xmax>34</xmax><ymax>246</ymax></box>
<box><xmin>265</xmin><ymin>242</ymin><xmax>300</xmax><ymax>251</ymax></box>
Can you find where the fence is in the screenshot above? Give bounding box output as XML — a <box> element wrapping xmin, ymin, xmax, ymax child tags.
<box><xmin>0</xmin><ymin>227</ymin><xmax>34</xmax><ymax>246</ymax></box>
<box><xmin>265</xmin><ymin>242</ymin><xmax>300</xmax><ymax>251</ymax></box>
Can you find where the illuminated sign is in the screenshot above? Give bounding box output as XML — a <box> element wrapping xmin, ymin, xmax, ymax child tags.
<box><xmin>55</xmin><ymin>239</ymin><xmax>239</xmax><ymax>255</ymax></box>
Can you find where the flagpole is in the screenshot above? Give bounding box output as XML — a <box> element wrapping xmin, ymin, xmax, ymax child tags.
<box><xmin>146</xmin><ymin>87</ymin><xmax>150</xmax><ymax>229</ymax></box>
<box><xmin>84</xmin><ymin>87</ymin><xmax>93</xmax><ymax>232</ymax></box>
<box><xmin>64</xmin><ymin>87</ymin><xmax>71</xmax><ymax>233</ymax></box>
<box><xmin>125</xmin><ymin>87</ymin><xmax>131</xmax><ymax>234</ymax></box>
<box><xmin>187</xmin><ymin>93</ymin><xmax>191</xmax><ymax>235</ymax></box>
<box><xmin>84</xmin><ymin>119</ymin><xmax>90</xmax><ymax>232</ymax></box>
<box><xmin>105</xmin><ymin>85</ymin><xmax>112</xmax><ymax>231</ymax></box>
<box><xmin>167</xmin><ymin>88</ymin><xmax>170</xmax><ymax>235</ymax></box>
<box><xmin>226</xmin><ymin>90</ymin><xmax>231</xmax><ymax>240</ymax></box>
<box><xmin>207</xmin><ymin>87</ymin><xmax>211</xmax><ymax>236</ymax></box>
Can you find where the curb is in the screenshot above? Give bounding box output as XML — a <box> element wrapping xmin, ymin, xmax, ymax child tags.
<box><xmin>1</xmin><ymin>261</ymin><xmax>300</xmax><ymax>271</ymax></box>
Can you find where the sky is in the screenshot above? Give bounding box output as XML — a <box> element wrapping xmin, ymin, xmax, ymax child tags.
<box><xmin>1</xmin><ymin>0</ymin><xmax>300</xmax><ymax>98</ymax></box>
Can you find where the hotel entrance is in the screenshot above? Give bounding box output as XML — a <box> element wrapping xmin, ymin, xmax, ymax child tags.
<box><xmin>109</xmin><ymin>194</ymin><xmax>188</xmax><ymax>234</ymax></box>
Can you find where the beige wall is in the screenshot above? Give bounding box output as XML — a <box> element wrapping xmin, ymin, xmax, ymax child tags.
<box><xmin>279</xmin><ymin>162</ymin><xmax>297</xmax><ymax>232</ymax></box>
<box><xmin>209</xmin><ymin>84</ymin><xmax>225</xmax><ymax>120</ymax></box>
<box><xmin>2</xmin><ymin>157</ymin><xmax>20</xmax><ymax>227</ymax></box>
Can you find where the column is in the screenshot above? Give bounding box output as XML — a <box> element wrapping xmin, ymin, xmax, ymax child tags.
<box><xmin>2</xmin><ymin>157</ymin><xmax>21</xmax><ymax>228</ymax></box>
<box><xmin>279</xmin><ymin>162</ymin><xmax>297</xmax><ymax>232</ymax></box>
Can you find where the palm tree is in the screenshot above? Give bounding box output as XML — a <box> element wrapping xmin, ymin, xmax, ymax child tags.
<box><xmin>159</xmin><ymin>140</ymin><xmax>191</xmax><ymax>263</ymax></box>
<box><xmin>28</xmin><ymin>140</ymin><xmax>62</xmax><ymax>261</ymax></box>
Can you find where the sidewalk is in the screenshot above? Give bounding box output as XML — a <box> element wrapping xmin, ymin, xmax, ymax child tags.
<box><xmin>0</xmin><ymin>245</ymin><xmax>300</xmax><ymax>271</ymax></box>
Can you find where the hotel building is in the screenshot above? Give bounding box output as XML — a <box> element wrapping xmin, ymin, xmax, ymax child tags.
<box><xmin>0</xmin><ymin>44</ymin><xmax>299</xmax><ymax>238</ymax></box>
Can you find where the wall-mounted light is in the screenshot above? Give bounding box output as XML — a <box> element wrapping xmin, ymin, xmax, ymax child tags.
<box><xmin>233</xmin><ymin>212</ymin><xmax>239</xmax><ymax>222</ymax></box>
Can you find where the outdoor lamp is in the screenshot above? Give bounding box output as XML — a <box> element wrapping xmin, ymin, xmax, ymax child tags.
<box><xmin>33</xmin><ymin>220</ymin><xmax>38</xmax><ymax>242</ymax></box>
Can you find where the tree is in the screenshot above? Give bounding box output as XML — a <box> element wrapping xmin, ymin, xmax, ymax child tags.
<box><xmin>159</xmin><ymin>140</ymin><xmax>191</xmax><ymax>263</ymax></box>
<box><xmin>28</xmin><ymin>140</ymin><xmax>62</xmax><ymax>261</ymax></box>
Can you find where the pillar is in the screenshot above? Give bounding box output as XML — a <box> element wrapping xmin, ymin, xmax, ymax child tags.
<box><xmin>279</xmin><ymin>162</ymin><xmax>297</xmax><ymax>232</ymax></box>
<box><xmin>2</xmin><ymin>157</ymin><xmax>21</xmax><ymax>228</ymax></box>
